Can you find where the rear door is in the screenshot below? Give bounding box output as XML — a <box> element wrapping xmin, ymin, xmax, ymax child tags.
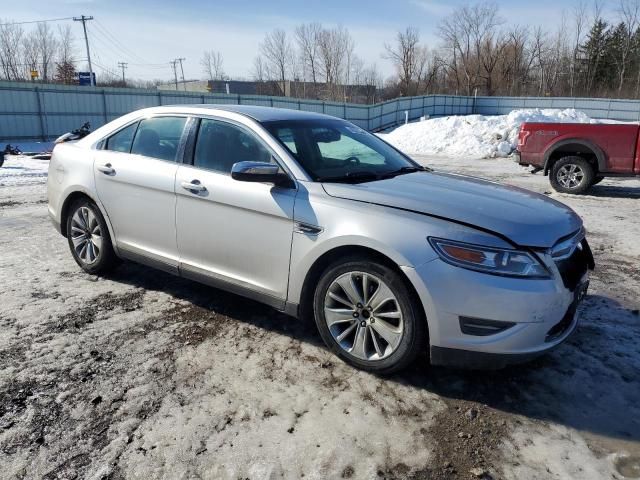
<box><xmin>175</xmin><ymin>117</ymin><xmax>297</xmax><ymax>306</ymax></box>
<box><xmin>94</xmin><ymin>115</ymin><xmax>189</xmax><ymax>271</ymax></box>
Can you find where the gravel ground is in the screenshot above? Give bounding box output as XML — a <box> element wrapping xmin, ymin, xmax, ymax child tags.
<box><xmin>0</xmin><ymin>155</ymin><xmax>639</xmax><ymax>480</ymax></box>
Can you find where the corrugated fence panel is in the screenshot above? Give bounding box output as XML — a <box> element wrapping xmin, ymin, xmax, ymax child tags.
<box><xmin>2</xmin><ymin>80</ymin><xmax>640</xmax><ymax>140</ymax></box>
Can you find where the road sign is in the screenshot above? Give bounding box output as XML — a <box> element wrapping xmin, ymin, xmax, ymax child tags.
<box><xmin>30</xmin><ymin>70</ymin><xmax>39</xmax><ymax>79</ymax></box>
<box><xmin>77</xmin><ymin>72</ymin><xmax>96</xmax><ymax>86</ymax></box>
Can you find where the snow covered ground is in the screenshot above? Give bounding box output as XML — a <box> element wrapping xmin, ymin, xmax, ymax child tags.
<box><xmin>0</xmin><ymin>152</ymin><xmax>639</xmax><ymax>479</ymax></box>
<box><xmin>379</xmin><ymin>108</ymin><xmax>627</xmax><ymax>158</ymax></box>
<box><xmin>0</xmin><ymin>155</ymin><xmax>50</xmax><ymax>187</ymax></box>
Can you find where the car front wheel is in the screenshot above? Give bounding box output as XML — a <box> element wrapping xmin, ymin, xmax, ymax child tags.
<box><xmin>550</xmin><ymin>156</ymin><xmax>595</xmax><ymax>194</ymax></box>
<box><xmin>66</xmin><ymin>198</ymin><xmax>117</xmax><ymax>274</ymax></box>
<box><xmin>313</xmin><ymin>257</ymin><xmax>427</xmax><ymax>374</ymax></box>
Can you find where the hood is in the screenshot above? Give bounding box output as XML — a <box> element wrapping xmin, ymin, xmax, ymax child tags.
<box><xmin>322</xmin><ymin>171</ymin><xmax>582</xmax><ymax>248</ymax></box>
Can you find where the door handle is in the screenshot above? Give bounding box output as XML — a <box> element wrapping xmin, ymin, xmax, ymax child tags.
<box><xmin>97</xmin><ymin>163</ymin><xmax>115</xmax><ymax>175</ymax></box>
<box><xmin>181</xmin><ymin>180</ymin><xmax>206</xmax><ymax>192</ymax></box>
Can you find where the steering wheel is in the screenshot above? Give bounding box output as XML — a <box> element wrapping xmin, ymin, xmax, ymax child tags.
<box><xmin>343</xmin><ymin>156</ymin><xmax>361</xmax><ymax>166</ymax></box>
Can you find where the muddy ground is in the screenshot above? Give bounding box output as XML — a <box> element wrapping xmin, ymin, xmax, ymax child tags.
<box><xmin>0</xmin><ymin>156</ymin><xmax>639</xmax><ymax>480</ymax></box>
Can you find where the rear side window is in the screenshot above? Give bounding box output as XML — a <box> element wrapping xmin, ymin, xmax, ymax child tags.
<box><xmin>130</xmin><ymin>116</ymin><xmax>187</xmax><ymax>162</ymax></box>
<box><xmin>105</xmin><ymin>122</ymin><xmax>138</xmax><ymax>153</ymax></box>
<box><xmin>193</xmin><ymin>119</ymin><xmax>273</xmax><ymax>173</ymax></box>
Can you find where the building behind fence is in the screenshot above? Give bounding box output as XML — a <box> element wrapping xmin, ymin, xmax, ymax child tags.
<box><xmin>2</xmin><ymin>80</ymin><xmax>640</xmax><ymax>141</ymax></box>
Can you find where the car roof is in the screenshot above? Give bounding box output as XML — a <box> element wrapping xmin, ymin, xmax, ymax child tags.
<box><xmin>155</xmin><ymin>104</ymin><xmax>337</xmax><ymax>123</ymax></box>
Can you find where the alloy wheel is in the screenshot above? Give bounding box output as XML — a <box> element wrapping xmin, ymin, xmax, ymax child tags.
<box><xmin>324</xmin><ymin>271</ymin><xmax>404</xmax><ymax>361</ymax></box>
<box><xmin>557</xmin><ymin>164</ymin><xmax>585</xmax><ymax>189</ymax></box>
<box><xmin>70</xmin><ymin>206</ymin><xmax>103</xmax><ymax>265</ymax></box>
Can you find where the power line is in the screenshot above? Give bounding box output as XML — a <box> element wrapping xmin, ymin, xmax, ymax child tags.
<box><xmin>92</xmin><ymin>20</ymin><xmax>149</xmax><ymax>65</ymax></box>
<box><xmin>0</xmin><ymin>17</ymin><xmax>74</xmax><ymax>26</ymax></box>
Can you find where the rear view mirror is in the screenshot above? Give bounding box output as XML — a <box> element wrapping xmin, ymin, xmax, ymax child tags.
<box><xmin>312</xmin><ymin>128</ymin><xmax>341</xmax><ymax>143</ymax></box>
<box><xmin>231</xmin><ymin>161</ymin><xmax>293</xmax><ymax>188</ymax></box>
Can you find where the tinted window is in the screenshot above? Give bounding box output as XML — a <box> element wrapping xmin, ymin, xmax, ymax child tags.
<box><xmin>106</xmin><ymin>122</ymin><xmax>138</xmax><ymax>153</ymax></box>
<box><xmin>194</xmin><ymin>119</ymin><xmax>273</xmax><ymax>173</ymax></box>
<box><xmin>130</xmin><ymin>116</ymin><xmax>187</xmax><ymax>162</ymax></box>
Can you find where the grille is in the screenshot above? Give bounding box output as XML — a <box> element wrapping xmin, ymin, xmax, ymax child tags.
<box><xmin>554</xmin><ymin>239</ymin><xmax>594</xmax><ymax>291</ymax></box>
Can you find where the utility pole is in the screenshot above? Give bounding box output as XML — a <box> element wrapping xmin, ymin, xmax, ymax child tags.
<box><xmin>73</xmin><ymin>15</ymin><xmax>95</xmax><ymax>87</ymax></box>
<box><xmin>170</xmin><ymin>60</ymin><xmax>179</xmax><ymax>90</ymax></box>
<box><xmin>176</xmin><ymin>57</ymin><xmax>186</xmax><ymax>91</ymax></box>
<box><xmin>117</xmin><ymin>62</ymin><xmax>128</xmax><ymax>85</ymax></box>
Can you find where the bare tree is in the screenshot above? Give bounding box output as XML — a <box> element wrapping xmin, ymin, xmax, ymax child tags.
<box><xmin>318</xmin><ymin>26</ymin><xmax>352</xmax><ymax>99</ymax></box>
<box><xmin>260</xmin><ymin>29</ymin><xmax>293</xmax><ymax>94</ymax></box>
<box><xmin>0</xmin><ymin>21</ymin><xmax>24</xmax><ymax>80</ymax></box>
<box><xmin>438</xmin><ymin>2</ymin><xmax>503</xmax><ymax>95</ymax></box>
<box><xmin>295</xmin><ymin>23</ymin><xmax>321</xmax><ymax>84</ymax></box>
<box><xmin>22</xmin><ymin>31</ymin><xmax>39</xmax><ymax>80</ymax></box>
<box><xmin>54</xmin><ymin>25</ymin><xmax>76</xmax><ymax>84</ymax></box>
<box><xmin>201</xmin><ymin>50</ymin><xmax>224</xmax><ymax>81</ymax></box>
<box><xmin>384</xmin><ymin>27</ymin><xmax>422</xmax><ymax>96</ymax></box>
<box><xmin>616</xmin><ymin>0</ymin><xmax>640</xmax><ymax>92</ymax></box>
<box><xmin>252</xmin><ymin>56</ymin><xmax>267</xmax><ymax>82</ymax></box>
<box><xmin>35</xmin><ymin>22</ymin><xmax>57</xmax><ymax>81</ymax></box>
<box><xmin>569</xmin><ymin>1</ymin><xmax>588</xmax><ymax>95</ymax></box>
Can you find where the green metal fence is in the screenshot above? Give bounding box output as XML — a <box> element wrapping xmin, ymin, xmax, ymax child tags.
<box><xmin>0</xmin><ymin>80</ymin><xmax>638</xmax><ymax>141</ymax></box>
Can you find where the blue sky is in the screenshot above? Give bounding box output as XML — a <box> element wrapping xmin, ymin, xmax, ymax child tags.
<box><xmin>4</xmin><ymin>0</ymin><xmax>616</xmax><ymax>83</ymax></box>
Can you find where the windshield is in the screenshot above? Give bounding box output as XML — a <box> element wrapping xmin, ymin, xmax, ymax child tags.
<box><xmin>263</xmin><ymin>119</ymin><xmax>422</xmax><ymax>182</ymax></box>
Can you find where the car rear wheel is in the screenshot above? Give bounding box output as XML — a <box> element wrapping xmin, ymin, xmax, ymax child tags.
<box><xmin>66</xmin><ymin>198</ymin><xmax>117</xmax><ymax>274</ymax></box>
<box><xmin>313</xmin><ymin>257</ymin><xmax>427</xmax><ymax>374</ymax></box>
<box><xmin>550</xmin><ymin>156</ymin><xmax>595</xmax><ymax>194</ymax></box>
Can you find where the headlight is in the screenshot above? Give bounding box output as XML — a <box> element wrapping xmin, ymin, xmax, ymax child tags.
<box><xmin>428</xmin><ymin>237</ymin><xmax>550</xmax><ymax>278</ymax></box>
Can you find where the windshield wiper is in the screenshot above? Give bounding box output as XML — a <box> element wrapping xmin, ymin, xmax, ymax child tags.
<box><xmin>317</xmin><ymin>171</ymin><xmax>382</xmax><ymax>184</ymax></box>
<box><xmin>380</xmin><ymin>165</ymin><xmax>429</xmax><ymax>179</ymax></box>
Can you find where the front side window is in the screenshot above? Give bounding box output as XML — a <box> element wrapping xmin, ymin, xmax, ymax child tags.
<box><xmin>265</xmin><ymin>119</ymin><xmax>419</xmax><ymax>182</ymax></box>
<box><xmin>130</xmin><ymin>116</ymin><xmax>187</xmax><ymax>162</ymax></box>
<box><xmin>105</xmin><ymin>122</ymin><xmax>138</xmax><ymax>153</ymax></box>
<box><xmin>193</xmin><ymin>118</ymin><xmax>274</xmax><ymax>173</ymax></box>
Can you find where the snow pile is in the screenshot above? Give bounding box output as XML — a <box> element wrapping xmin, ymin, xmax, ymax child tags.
<box><xmin>379</xmin><ymin>108</ymin><xmax>597</xmax><ymax>158</ymax></box>
<box><xmin>0</xmin><ymin>155</ymin><xmax>50</xmax><ymax>187</ymax></box>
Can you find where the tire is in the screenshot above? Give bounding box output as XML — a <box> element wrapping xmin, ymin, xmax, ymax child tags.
<box><xmin>591</xmin><ymin>176</ymin><xmax>605</xmax><ymax>186</ymax></box>
<box><xmin>313</xmin><ymin>256</ymin><xmax>427</xmax><ymax>374</ymax></box>
<box><xmin>549</xmin><ymin>156</ymin><xmax>595</xmax><ymax>194</ymax></box>
<box><xmin>66</xmin><ymin>198</ymin><xmax>117</xmax><ymax>274</ymax></box>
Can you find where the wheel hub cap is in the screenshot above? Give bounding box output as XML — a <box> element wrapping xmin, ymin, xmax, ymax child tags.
<box><xmin>557</xmin><ymin>164</ymin><xmax>585</xmax><ymax>189</ymax></box>
<box><xmin>70</xmin><ymin>207</ymin><xmax>102</xmax><ymax>265</ymax></box>
<box><xmin>324</xmin><ymin>271</ymin><xmax>404</xmax><ymax>361</ymax></box>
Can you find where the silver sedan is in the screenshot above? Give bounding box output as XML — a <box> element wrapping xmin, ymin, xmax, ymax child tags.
<box><xmin>47</xmin><ymin>105</ymin><xmax>594</xmax><ymax>373</ymax></box>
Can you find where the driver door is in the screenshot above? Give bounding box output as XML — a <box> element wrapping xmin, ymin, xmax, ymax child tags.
<box><xmin>175</xmin><ymin>117</ymin><xmax>297</xmax><ymax>307</ymax></box>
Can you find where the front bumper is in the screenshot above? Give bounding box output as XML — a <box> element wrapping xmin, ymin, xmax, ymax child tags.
<box><xmin>402</xmin><ymin>254</ymin><xmax>589</xmax><ymax>369</ymax></box>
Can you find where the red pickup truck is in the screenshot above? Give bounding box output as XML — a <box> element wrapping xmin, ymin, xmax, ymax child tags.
<box><xmin>515</xmin><ymin>122</ymin><xmax>640</xmax><ymax>193</ymax></box>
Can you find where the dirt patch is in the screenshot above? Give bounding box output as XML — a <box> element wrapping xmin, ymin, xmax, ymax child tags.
<box><xmin>48</xmin><ymin>290</ymin><xmax>145</xmax><ymax>332</ymax></box>
<box><xmin>414</xmin><ymin>401</ymin><xmax>509</xmax><ymax>479</ymax></box>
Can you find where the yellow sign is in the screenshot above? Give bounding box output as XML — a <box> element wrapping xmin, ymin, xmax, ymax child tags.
<box><xmin>30</xmin><ymin>70</ymin><xmax>39</xmax><ymax>79</ymax></box>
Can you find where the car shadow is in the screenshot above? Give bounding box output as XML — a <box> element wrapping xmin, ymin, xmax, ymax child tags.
<box><xmin>586</xmin><ymin>184</ymin><xmax>640</xmax><ymax>199</ymax></box>
<box><xmin>106</xmin><ymin>262</ymin><xmax>640</xmax><ymax>445</ymax></box>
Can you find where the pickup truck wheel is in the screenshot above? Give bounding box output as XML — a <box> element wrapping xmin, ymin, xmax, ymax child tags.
<box><xmin>313</xmin><ymin>257</ymin><xmax>427</xmax><ymax>374</ymax></box>
<box><xmin>550</xmin><ymin>156</ymin><xmax>595</xmax><ymax>194</ymax></box>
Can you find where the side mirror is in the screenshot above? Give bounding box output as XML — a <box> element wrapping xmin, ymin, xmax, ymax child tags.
<box><xmin>231</xmin><ymin>161</ymin><xmax>293</xmax><ymax>188</ymax></box>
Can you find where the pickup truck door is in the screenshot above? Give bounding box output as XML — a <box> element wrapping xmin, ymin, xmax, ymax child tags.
<box><xmin>175</xmin><ymin>117</ymin><xmax>297</xmax><ymax>308</ymax></box>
